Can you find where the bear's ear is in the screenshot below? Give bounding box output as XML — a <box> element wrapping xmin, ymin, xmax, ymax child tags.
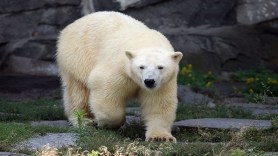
<box><xmin>171</xmin><ymin>52</ymin><xmax>183</xmax><ymax>63</ymax></box>
<box><xmin>125</xmin><ymin>51</ymin><xmax>134</xmax><ymax>60</ymax></box>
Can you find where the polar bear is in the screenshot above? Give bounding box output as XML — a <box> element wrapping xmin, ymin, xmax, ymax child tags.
<box><xmin>56</xmin><ymin>11</ymin><xmax>183</xmax><ymax>142</ymax></box>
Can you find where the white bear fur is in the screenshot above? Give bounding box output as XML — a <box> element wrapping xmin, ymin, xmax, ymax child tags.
<box><xmin>56</xmin><ymin>11</ymin><xmax>182</xmax><ymax>142</ymax></box>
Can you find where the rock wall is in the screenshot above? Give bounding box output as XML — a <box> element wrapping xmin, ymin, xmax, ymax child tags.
<box><xmin>0</xmin><ymin>0</ymin><xmax>278</xmax><ymax>75</ymax></box>
<box><xmin>0</xmin><ymin>0</ymin><xmax>82</xmax><ymax>75</ymax></box>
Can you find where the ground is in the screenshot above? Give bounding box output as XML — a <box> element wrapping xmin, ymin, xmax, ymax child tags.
<box><xmin>0</xmin><ymin>70</ymin><xmax>277</xmax><ymax>155</ymax></box>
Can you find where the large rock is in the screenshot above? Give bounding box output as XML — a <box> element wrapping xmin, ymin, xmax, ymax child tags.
<box><xmin>237</xmin><ymin>0</ymin><xmax>278</xmax><ymax>25</ymax></box>
<box><xmin>167</xmin><ymin>25</ymin><xmax>278</xmax><ymax>72</ymax></box>
<box><xmin>1</xmin><ymin>0</ymin><xmax>278</xmax><ymax>74</ymax></box>
<box><xmin>125</xmin><ymin>0</ymin><xmax>237</xmax><ymax>28</ymax></box>
<box><xmin>0</xmin><ymin>0</ymin><xmax>81</xmax><ymax>70</ymax></box>
<box><xmin>177</xmin><ymin>85</ymin><xmax>213</xmax><ymax>105</ymax></box>
<box><xmin>3</xmin><ymin>56</ymin><xmax>58</xmax><ymax>76</ymax></box>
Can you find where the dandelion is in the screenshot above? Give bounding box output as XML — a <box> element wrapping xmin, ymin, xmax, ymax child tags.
<box><xmin>249</xmin><ymin>88</ymin><xmax>254</xmax><ymax>94</ymax></box>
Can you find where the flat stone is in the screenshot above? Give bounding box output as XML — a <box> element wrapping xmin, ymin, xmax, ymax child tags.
<box><xmin>0</xmin><ymin>152</ymin><xmax>27</xmax><ymax>156</ymax></box>
<box><xmin>16</xmin><ymin>133</ymin><xmax>76</xmax><ymax>151</ymax></box>
<box><xmin>31</xmin><ymin>120</ymin><xmax>71</xmax><ymax>128</ymax></box>
<box><xmin>174</xmin><ymin>118</ymin><xmax>272</xmax><ymax>130</ymax></box>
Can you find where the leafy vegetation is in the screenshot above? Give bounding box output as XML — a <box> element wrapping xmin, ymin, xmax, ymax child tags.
<box><xmin>232</xmin><ymin>68</ymin><xmax>278</xmax><ymax>97</ymax></box>
<box><xmin>178</xmin><ymin>64</ymin><xmax>216</xmax><ymax>88</ymax></box>
<box><xmin>176</xmin><ymin>105</ymin><xmax>254</xmax><ymax>121</ymax></box>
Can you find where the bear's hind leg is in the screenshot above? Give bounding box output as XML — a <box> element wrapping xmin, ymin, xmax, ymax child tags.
<box><xmin>89</xmin><ymin>91</ymin><xmax>126</xmax><ymax>129</ymax></box>
<box><xmin>62</xmin><ymin>74</ymin><xmax>93</xmax><ymax>126</ymax></box>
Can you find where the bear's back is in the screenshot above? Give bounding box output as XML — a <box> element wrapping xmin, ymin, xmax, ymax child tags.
<box><xmin>57</xmin><ymin>11</ymin><xmax>172</xmax><ymax>82</ymax></box>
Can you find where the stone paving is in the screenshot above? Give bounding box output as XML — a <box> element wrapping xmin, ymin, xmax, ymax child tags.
<box><xmin>174</xmin><ymin>118</ymin><xmax>272</xmax><ymax>130</ymax></box>
<box><xmin>30</xmin><ymin>120</ymin><xmax>70</xmax><ymax>127</ymax></box>
<box><xmin>0</xmin><ymin>152</ymin><xmax>27</xmax><ymax>156</ymax></box>
<box><xmin>16</xmin><ymin>133</ymin><xmax>76</xmax><ymax>151</ymax></box>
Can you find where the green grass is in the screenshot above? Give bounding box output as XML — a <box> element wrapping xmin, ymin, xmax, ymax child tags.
<box><xmin>176</xmin><ymin>104</ymin><xmax>254</xmax><ymax>121</ymax></box>
<box><xmin>0</xmin><ymin>99</ymin><xmax>66</xmax><ymax>121</ymax></box>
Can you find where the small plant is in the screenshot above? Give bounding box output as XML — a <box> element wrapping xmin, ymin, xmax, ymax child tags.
<box><xmin>244</xmin><ymin>82</ymin><xmax>274</xmax><ymax>103</ymax></box>
<box><xmin>74</xmin><ymin>110</ymin><xmax>91</xmax><ymax>146</ymax></box>
<box><xmin>74</xmin><ymin>110</ymin><xmax>86</xmax><ymax>137</ymax></box>
<box><xmin>178</xmin><ymin>64</ymin><xmax>216</xmax><ymax>88</ymax></box>
<box><xmin>232</xmin><ymin>68</ymin><xmax>278</xmax><ymax>96</ymax></box>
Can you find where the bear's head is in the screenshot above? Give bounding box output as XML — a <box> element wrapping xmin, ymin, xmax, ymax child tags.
<box><xmin>125</xmin><ymin>47</ymin><xmax>183</xmax><ymax>91</ymax></box>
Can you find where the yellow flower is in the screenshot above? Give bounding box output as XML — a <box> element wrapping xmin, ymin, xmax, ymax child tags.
<box><xmin>249</xmin><ymin>88</ymin><xmax>254</xmax><ymax>94</ymax></box>
<box><xmin>246</xmin><ymin>77</ymin><xmax>255</xmax><ymax>84</ymax></box>
<box><xmin>181</xmin><ymin>67</ymin><xmax>187</xmax><ymax>76</ymax></box>
<box><xmin>206</xmin><ymin>81</ymin><xmax>212</xmax><ymax>88</ymax></box>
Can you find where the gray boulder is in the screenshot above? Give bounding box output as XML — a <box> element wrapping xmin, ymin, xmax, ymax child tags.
<box><xmin>4</xmin><ymin>56</ymin><xmax>58</xmax><ymax>76</ymax></box>
<box><xmin>0</xmin><ymin>0</ymin><xmax>81</xmax><ymax>70</ymax></box>
<box><xmin>237</xmin><ymin>0</ymin><xmax>278</xmax><ymax>25</ymax></box>
<box><xmin>177</xmin><ymin>85</ymin><xmax>213</xmax><ymax>105</ymax></box>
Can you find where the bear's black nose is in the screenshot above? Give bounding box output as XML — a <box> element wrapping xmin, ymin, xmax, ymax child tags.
<box><xmin>144</xmin><ymin>79</ymin><xmax>156</xmax><ymax>88</ymax></box>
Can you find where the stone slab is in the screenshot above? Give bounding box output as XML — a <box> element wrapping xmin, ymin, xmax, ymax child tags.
<box><xmin>174</xmin><ymin>118</ymin><xmax>272</xmax><ymax>130</ymax></box>
<box><xmin>0</xmin><ymin>152</ymin><xmax>27</xmax><ymax>156</ymax></box>
<box><xmin>31</xmin><ymin>120</ymin><xmax>71</xmax><ymax>128</ymax></box>
<box><xmin>16</xmin><ymin>133</ymin><xmax>76</xmax><ymax>151</ymax></box>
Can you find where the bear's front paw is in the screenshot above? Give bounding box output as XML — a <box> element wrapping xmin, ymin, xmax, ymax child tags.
<box><xmin>146</xmin><ymin>135</ymin><xmax>176</xmax><ymax>143</ymax></box>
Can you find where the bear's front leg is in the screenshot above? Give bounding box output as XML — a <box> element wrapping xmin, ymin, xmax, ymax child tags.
<box><xmin>140</xmin><ymin>89</ymin><xmax>177</xmax><ymax>143</ymax></box>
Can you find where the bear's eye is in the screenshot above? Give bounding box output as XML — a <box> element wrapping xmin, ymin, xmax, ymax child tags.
<box><xmin>139</xmin><ymin>66</ymin><xmax>145</xmax><ymax>69</ymax></box>
<box><xmin>158</xmin><ymin>66</ymin><xmax>164</xmax><ymax>70</ymax></box>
